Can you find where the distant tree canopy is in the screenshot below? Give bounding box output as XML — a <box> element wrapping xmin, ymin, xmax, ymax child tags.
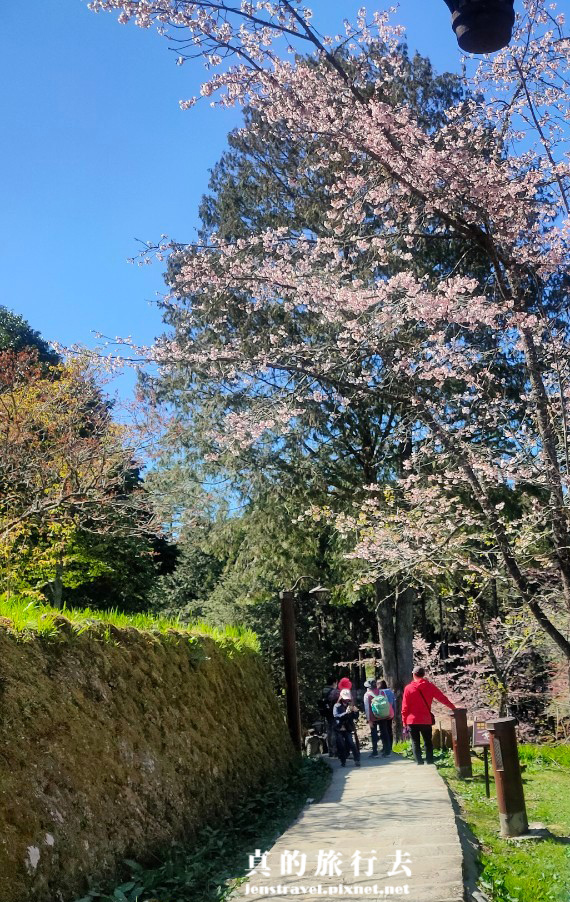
<box><xmin>0</xmin><ymin>305</ymin><xmax>60</xmax><ymax>365</ymax></box>
<box><xmin>0</xmin><ymin>309</ymin><xmax>168</xmax><ymax>612</ymax></box>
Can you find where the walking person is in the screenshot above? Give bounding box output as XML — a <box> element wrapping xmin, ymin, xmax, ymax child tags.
<box><xmin>378</xmin><ymin>679</ymin><xmax>396</xmax><ymax>757</ymax></box>
<box><xmin>369</xmin><ymin>680</ymin><xmax>395</xmax><ymax>757</ymax></box>
<box><xmin>318</xmin><ymin>676</ymin><xmax>339</xmax><ymax>757</ymax></box>
<box><xmin>401</xmin><ymin>666</ymin><xmax>456</xmax><ymax>765</ymax></box>
<box><xmin>333</xmin><ymin>688</ymin><xmax>361</xmax><ymax>767</ymax></box>
<box><xmin>363</xmin><ymin>679</ymin><xmax>381</xmax><ymax>758</ymax></box>
<box><xmin>336</xmin><ymin>677</ymin><xmax>363</xmax><ymax>760</ymax></box>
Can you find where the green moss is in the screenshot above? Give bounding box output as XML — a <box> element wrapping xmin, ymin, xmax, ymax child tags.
<box><xmin>0</xmin><ymin>610</ymin><xmax>292</xmax><ymax>902</ymax></box>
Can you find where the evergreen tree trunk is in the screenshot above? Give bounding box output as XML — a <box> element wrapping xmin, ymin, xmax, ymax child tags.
<box><xmin>396</xmin><ymin>585</ymin><xmax>414</xmax><ymax>690</ymax></box>
<box><xmin>419</xmin><ymin>589</ymin><xmax>427</xmax><ymax>640</ymax></box>
<box><xmin>375</xmin><ymin>579</ymin><xmax>414</xmax><ymax>740</ymax></box>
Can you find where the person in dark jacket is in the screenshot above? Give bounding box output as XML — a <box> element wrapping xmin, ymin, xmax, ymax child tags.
<box><xmin>319</xmin><ymin>677</ymin><xmax>339</xmax><ymax>757</ymax></box>
<box><xmin>402</xmin><ymin>666</ymin><xmax>456</xmax><ymax>765</ymax></box>
<box><xmin>333</xmin><ymin>688</ymin><xmax>361</xmax><ymax>767</ymax></box>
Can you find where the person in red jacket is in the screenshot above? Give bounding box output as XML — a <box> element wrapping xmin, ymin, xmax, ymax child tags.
<box><xmin>401</xmin><ymin>666</ymin><xmax>456</xmax><ymax>765</ymax></box>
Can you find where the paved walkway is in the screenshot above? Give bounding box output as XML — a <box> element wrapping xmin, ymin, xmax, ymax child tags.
<box><xmin>234</xmin><ymin>753</ymin><xmax>465</xmax><ymax>902</ymax></box>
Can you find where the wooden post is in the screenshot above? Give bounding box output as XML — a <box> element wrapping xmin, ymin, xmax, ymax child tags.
<box><xmin>280</xmin><ymin>590</ymin><xmax>302</xmax><ymax>752</ymax></box>
<box><xmin>451</xmin><ymin>708</ymin><xmax>472</xmax><ymax>778</ymax></box>
<box><xmin>487</xmin><ymin>717</ymin><xmax>528</xmax><ymax>837</ymax></box>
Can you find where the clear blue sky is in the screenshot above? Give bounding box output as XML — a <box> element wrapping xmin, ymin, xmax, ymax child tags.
<box><xmin>2</xmin><ymin>0</ymin><xmax>552</xmax><ymax>394</ymax></box>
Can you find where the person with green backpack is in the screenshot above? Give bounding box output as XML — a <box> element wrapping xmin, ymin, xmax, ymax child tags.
<box><xmin>368</xmin><ymin>680</ymin><xmax>395</xmax><ymax>758</ymax></box>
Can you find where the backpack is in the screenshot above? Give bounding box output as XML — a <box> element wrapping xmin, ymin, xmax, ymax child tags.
<box><xmin>371</xmin><ymin>690</ymin><xmax>393</xmax><ymax>720</ymax></box>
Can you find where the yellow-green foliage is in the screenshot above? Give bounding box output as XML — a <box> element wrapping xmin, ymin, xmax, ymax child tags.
<box><xmin>0</xmin><ymin>603</ymin><xmax>292</xmax><ymax>902</ymax></box>
<box><xmin>0</xmin><ymin>598</ymin><xmax>260</xmax><ymax>649</ymax></box>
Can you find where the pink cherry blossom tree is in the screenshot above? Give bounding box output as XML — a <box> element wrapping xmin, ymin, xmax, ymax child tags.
<box><xmin>90</xmin><ymin>2</ymin><xmax>570</xmax><ymax>680</ymax></box>
<box><xmin>413</xmin><ymin>613</ymin><xmax>549</xmax><ymax>731</ymax></box>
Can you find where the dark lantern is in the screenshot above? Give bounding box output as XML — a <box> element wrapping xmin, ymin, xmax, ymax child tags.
<box><xmin>443</xmin><ymin>0</ymin><xmax>516</xmax><ymax>53</ymax></box>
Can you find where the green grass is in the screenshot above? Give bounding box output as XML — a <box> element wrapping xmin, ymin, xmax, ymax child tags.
<box><xmin>438</xmin><ymin>743</ymin><xmax>570</xmax><ymax>902</ymax></box>
<box><xmin>518</xmin><ymin>743</ymin><xmax>570</xmax><ymax>769</ymax></box>
<box><xmin>0</xmin><ymin>596</ymin><xmax>259</xmax><ymax>650</ymax></box>
<box><xmin>73</xmin><ymin>757</ymin><xmax>332</xmax><ymax>902</ymax></box>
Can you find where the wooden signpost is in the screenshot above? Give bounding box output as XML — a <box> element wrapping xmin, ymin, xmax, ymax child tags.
<box><xmin>472</xmin><ymin>714</ymin><xmax>491</xmax><ymax>797</ymax></box>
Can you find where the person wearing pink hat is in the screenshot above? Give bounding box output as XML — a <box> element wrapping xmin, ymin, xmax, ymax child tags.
<box><xmin>333</xmin><ymin>688</ymin><xmax>360</xmax><ymax>767</ymax></box>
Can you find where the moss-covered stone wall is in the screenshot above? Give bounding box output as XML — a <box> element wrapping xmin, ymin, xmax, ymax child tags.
<box><xmin>0</xmin><ymin>622</ymin><xmax>293</xmax><ymax>902</ymax></box>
